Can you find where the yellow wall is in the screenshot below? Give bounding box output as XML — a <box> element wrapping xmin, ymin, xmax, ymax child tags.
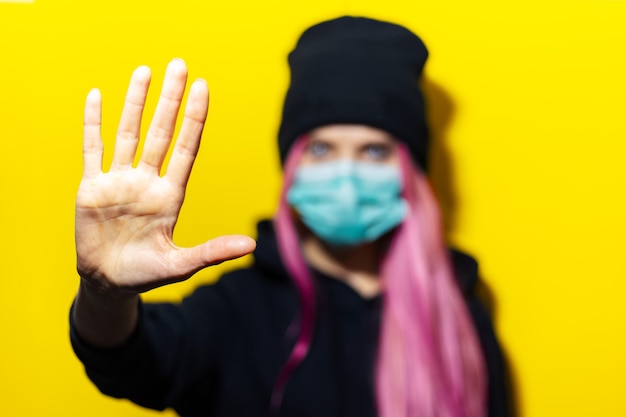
<box><xmin>1</xmin><ymin>0</ymin><xmax>624</xmax><ymax>416</ymax></box>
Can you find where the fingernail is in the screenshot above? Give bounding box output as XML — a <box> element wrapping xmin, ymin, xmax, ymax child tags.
<box><xmin>133</xmin><ymin>65</ymin><xmax>151</xmax><ymax>78</ymax></box>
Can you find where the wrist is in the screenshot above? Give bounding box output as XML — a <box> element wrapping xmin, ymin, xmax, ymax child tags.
<box><xmin>73</xmin><ymin>278</ymin><xmax>140</xmax><ymax>348</ymax></box>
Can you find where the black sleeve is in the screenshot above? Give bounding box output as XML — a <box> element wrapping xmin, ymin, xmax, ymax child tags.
<box><xmin>465</xmin><ymin>296</ymin><xmax>511</xmax><ymax>417</ymax></box>
<box><xmin>70</xmin><ymin>280</ymin><xmax>238</xmax><ymax>412</ymax></box>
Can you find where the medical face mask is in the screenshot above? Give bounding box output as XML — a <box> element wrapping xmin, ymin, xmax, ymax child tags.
<box><xmin>287</xmin><ymin>159</ymin><xmax>407</xmax><ymax>246</ymax></box>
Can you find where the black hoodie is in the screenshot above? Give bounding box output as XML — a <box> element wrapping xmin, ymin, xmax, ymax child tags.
<box><xmin>70</xmin><ymin>220</ymin><xmax>509</xmax><ymax>417</ymax></box>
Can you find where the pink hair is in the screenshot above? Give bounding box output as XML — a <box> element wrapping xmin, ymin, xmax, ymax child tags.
<box><xmin>273</xmin><ymin>137</ymin><xmax>487</xmax><ymax>417</ymax></box>
<box><xmin>271</xmin><ymin>137</ymin><xmax>315</xmax><ymax>413</ymax></box>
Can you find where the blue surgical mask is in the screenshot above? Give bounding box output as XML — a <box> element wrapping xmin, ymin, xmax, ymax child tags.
<box><xmin>287</xmin><ymin>159</ymin><xmax>407</xmax><ymax>246</ymax></box>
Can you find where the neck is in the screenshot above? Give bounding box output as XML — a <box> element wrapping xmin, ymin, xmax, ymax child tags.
<box><xmin>300</xmin><ymin>230</ymin><xmax>383</xmax><ymax>298</ymax></box>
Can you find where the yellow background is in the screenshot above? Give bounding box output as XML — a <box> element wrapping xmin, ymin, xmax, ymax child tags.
<box><xmin>1</xmin><ymin>0</ymin><xmax>625</xmax><ymax>416</ymax></box>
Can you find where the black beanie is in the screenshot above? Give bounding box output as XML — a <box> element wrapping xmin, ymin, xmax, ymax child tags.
<box><xmin>278</xmin><ymin>16</ymin><xmax>430</xmax><ymax>169</ymax></box>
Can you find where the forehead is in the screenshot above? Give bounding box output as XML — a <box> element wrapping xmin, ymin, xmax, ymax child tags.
<box><xmin>308</xmin><ymin>124</ymin><xmax>397</xmax><ymax>145</ymax></box>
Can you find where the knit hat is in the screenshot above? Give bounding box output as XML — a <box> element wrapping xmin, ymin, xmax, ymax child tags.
<box><xmin>278</xmin><ymin>16</ymin><xmax>430</xmax><ymax>169</ymax></box>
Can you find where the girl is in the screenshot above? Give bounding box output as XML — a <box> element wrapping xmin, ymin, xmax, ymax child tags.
<box><xmin>71</xmin><ymin>16</ymin><xmax>508</xmax><ymax>417</ymax></box>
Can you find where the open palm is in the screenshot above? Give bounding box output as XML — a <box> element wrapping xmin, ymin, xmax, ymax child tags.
<box><xmin>76</xmin><ymin>60</ymin><xmax>255</xmax><ymax>294</ymax></box>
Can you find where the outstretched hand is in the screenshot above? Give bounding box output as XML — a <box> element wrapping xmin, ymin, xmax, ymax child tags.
<box><xmin>76</xmin><ymin>59</ymin><xmax>256</xmax><ymax>294</ymax></box>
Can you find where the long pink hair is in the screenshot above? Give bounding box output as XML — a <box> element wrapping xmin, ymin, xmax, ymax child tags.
<box><xmin>272</xmin><ymin>137</ymin><xmax>487</xmax><ymax>417</ymax></box>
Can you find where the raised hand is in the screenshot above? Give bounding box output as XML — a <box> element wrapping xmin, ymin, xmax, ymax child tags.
<box><xmin>75</xmin><ymin>59</ymin><xmax>256</xmax><ymax>295</ymax></box>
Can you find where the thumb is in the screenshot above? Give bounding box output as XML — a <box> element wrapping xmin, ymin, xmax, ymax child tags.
<box><xmin>171</xmin><ymin>235</ymin><xmax>257</xmax><ymax>277</ymax></box>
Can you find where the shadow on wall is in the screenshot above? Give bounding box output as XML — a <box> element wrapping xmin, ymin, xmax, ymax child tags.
<box><xmin>423</xmin><ymin>77</ymin><xmax>520</xmax><ymax>417</ymax></box>
<box><xmin>422</xmin><ymin>77</ymin><xmax>458</xmax><ymax>238</ymax></box>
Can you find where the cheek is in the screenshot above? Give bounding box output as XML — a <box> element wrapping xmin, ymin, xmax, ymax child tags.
<box><xmin>385</xmin><ymin>151</ymin><xmax>400</xmax><ymax>166</ymax></box>
<box><xmin>297</xmin><ymin>154</ymin><xmax>317</xmax><ymax>166</ymax></box>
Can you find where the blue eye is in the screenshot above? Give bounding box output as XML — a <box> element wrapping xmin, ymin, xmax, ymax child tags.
<box><xmin>308</xmin><ymin>141</ymin><xmax>329</xmax><ymax>158</ymax></box>
<box><xmin>364</xmin><ymin>144</ymin><xmax>391</xmax><ymax>160</ymax></box>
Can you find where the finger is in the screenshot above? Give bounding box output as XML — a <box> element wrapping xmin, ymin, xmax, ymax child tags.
<box><xmin>111</xmin><ymin>65</ymin><xmax>152</xmax><ymax>169</ymax></box>
<box><xmin>170</xmin><ymin>235</ymin><xmax>257</xmax><ymax>278</ymax></box>
<box><xmin>83</xmin><ymin>88</ymin><xmax>103</xmax><ymax>179</ymax></box>
<box><xmin>139</xmin><ymin>59</ymin><xmax>188</xmax><ymax>172</ymax></box>
<box><xmin>166</xmin><ymin>78</ymin><xmax>209</xmax><ymax>187</ymax></box>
